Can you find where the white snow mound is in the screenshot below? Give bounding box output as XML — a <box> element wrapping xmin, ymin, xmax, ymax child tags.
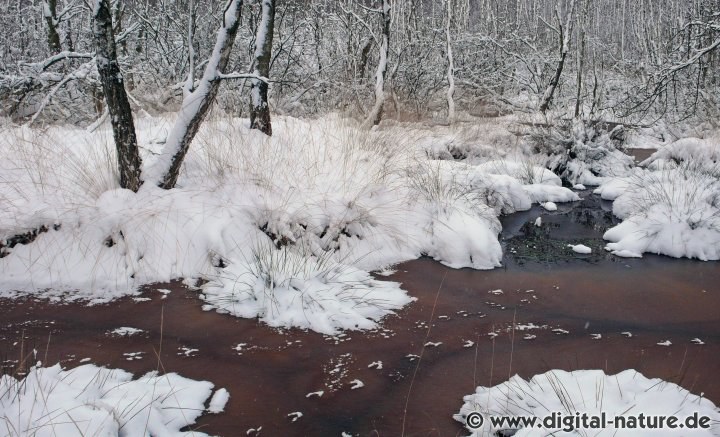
<box><xmin>599</xmin><ymin>166</ymin><xmax>720</xmax><ymax>260</ymax></box>
<box><xmin>0</xmin><ymin>363</ymin><xmax>223</xmax><ymax>437</ymax></box>
<box><xmin>454</xmin><ymin>369</ymin><xmax>720</xmax><ymax>436</ymax></box>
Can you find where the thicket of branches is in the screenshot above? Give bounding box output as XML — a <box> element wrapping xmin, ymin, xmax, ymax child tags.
<box><xmin>1</xmin><ymin>0</ymin><xmax>718</xmax><ymax>127</ymax></box>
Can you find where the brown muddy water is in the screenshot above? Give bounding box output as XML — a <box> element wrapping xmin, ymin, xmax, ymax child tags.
<box><xmin>626</xmin><ymin>147</ymin><xmax>657</xmax><ymax>163</ymax></box>
<box><xmin>1</xmin><ymin>188</ymin><xmax>719</xmax><ymax>436</ymax></box>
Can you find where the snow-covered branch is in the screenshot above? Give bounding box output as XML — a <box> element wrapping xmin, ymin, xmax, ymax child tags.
<box><xmin>21</xmin><ymin>51</ymin><xmax>95</xmax><ymax>72</ymax></box>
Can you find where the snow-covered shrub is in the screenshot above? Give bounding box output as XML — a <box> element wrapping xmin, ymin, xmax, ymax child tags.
<box><xmin>0</xmin><ymin>363</ymin><xmax>227</xmax><ymax>437</ymax></box>
<box><xmin>454</xmin><ymin>369</ymin><xmax>720</xmax><ymax>436</ymax></box>
<box><xmin>599</xmin><ymin>164</ymin><xmax>720</xmax><ymax>260</ymax></box>
<box><xmin>530</xmin><ymin>118</ymin><xmax>634</xmax><ymax>185</ymax></box>
<box><xmin>596</xmin><ymin>137</ymin><xmax>720</xmax><ymax>259</ymax></box>
<box><xmin>641</xmin><ymin>137</ymin><xmax>720</xmax><ymax>177</ymax></box>
<box><xmin>476</xmin><ymin>158</ymin><xmax>581</xmax><ymax>204</ymax></box>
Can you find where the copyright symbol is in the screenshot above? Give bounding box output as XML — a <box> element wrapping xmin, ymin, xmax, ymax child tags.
<box><xmin>466</xmin><ymin>411</ymin><xmax>484</xmax><ymax>429</ymax></box>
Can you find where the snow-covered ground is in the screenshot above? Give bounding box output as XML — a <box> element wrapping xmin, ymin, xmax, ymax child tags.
<box><xmin>454</xmin><ymin>369</ymin><xmax>720</xmax><ymax>436</ymax></box>
<box><xmin>1</xmin><ymin>114</ymin><xmax>717</xmax><ymax>332</ymax></box>
<box><xmin>0</xmin><ymin>363</ymin><xmax>228</xmax><ymax>436</ymax></box>
<box><xmin>596</xmin><ymin>137</ymin><xmax>720</xmax><ymax>260</ymax></box>
<box><xmin>0</xmin><ymin>114</ymin><xmax>580</xmax><ymax>334</ymax></box>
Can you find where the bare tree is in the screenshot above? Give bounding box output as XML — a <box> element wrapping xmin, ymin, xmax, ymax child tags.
<box><xmin>574</xmin><ymin>0</ymin><xmax>589</xmax><ymax>118</ymax></box>
<box><xmin>445</xmin><ymin>0</ymin><xmax>456</xmax><ymax>123</ymax></box>
<box><xmin>250</xmin><ymin>0</ymin><xmax>276</xmax><ymax>136</ymax></box>
<box><xmin>93</xmin><ymin>0</ymin><xmax>143</xmax><ymax>192</ymax></box>
<box><xmin>539</xmin><ymin>0</ymin><xmax>576</xmax><ymax>113</ymax></box>
<box><xmin>43</xmin><ymin>0</ymin><xmax>62</xmax><ymax>53</ymax></box>
<box><xmin>154</xmin><ymin>0</ymin><xmax>245</xmax><ymax>189</ymax></box>
<box><xmin>362</xmin><ymin>0</ymin><xmax>391</xmax><ymax>128</ymax></box>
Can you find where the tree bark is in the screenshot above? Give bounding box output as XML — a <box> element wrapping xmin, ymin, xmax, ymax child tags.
<box><xmin>93</xmin><ymin>0</ymin><xmax>143</xmax><ymax>192</ymax></box>
<box><xmin>362</xmin><ymin>0</ymin><xmax>391</xmax><ymax>128</ymax></box>
<box><xmin>250</xmin><ymin>0</ymin><xmax>275</xmax><ymax>136</ymax></box>
<box><xmin>574</xmin><ymin>0</ymin><xmax>589</xmax><ymax>118</ymax></box>
<box><xmin>445</xmin><ymin>0</ymin><xmax>456</xmax><ymax>123</ymax></box>
<box><xmin>43</xmin><ymin>0</ymin><xmax>62</xmax><ymax>54</ymax></box>
<box><xmin>539</xmin><ymin>0</ymin><xmax>576</xmax><ymax>114</ymax></box>
<box><xmin>156</xmin><ymin>0</ymin><xmax>243</xmax><ymax>189</ymax></box>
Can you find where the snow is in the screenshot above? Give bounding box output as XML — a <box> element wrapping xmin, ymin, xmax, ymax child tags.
<box><xmin>597</xmin><ymin>162</ymin><xmax>720</xmax><ymax>261</ymax></box>
<box><xmin>208</xmin><ymin>387</ymin><xmax>230</xmax><ymax>413</ymax></box>
<box><xmin>108</xmin><ymin>326</ymin><xmax>145</xmax><ymax>336</ymax></box>
<box><xmin>477</xmin><ymin>159</ymin><xmax>562</xmax><ymax>186</ymax></box>
<box><xmin>551</xmin><ymin>120</ymin><xmax>635</xmax><ymax>186</ymax></box>
<box><xmin>201</xmin><ymin>245</ymin><xmax>414</xmax><ymax>334</ymax></box>
<box><xmin>524</xmin><ymin>184</ymin><xmax>580</xmax><ymax>203</ymax></box>
<box><xmin>287</xmin><ymin>411</ymin><xmax>303</xmax><ymax>422</ymax></box>
<box><xmin>569</xmin><ymin>244</ymin><xmax>592</xmax><ymax>254</ymax></box>
<box><xmin>454</xmin><ymin>369</ymin><xmax>720</xmax><ymax>436</ymax></box>
<box><xmin>542</xmin><ymin>201</ymin><xmax>558</xmax><ymax>211</ymax></box>
<box><xmin>640</xmin><ymin>137</ymin><xmax>720</xmax><ymax>168</ymax></box>
<box><xmin>0</xmin><ymin>363</ymin><xmax>224</xmax><ymax>437</ymax></box>
<box><xmin>0</xmin><ymin>115</ymin><xmax>603</xmax><ymax>333</ymax></box>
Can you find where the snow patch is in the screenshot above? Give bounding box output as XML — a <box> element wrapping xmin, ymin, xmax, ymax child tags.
<box><xmin>0</xmin><ymin>363</ymin><xmax>221</xmax><ymax>436</ymax></box>
<box><xmin>454</xmin><ymin>369</ymin><xmax>720</xmax><ymax>436</ymax></box>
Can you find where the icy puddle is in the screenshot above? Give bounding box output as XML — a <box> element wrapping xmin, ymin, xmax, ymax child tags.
<box><xmin>1</xmin><ymin>189</ymin><xmax>718</xmax><ymax>436</ymax></box>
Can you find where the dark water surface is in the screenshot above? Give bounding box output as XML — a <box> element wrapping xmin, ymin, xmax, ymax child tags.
<box><xmin>1</xmin><ymin>187</ymin><xmax>718</xmax><ymax>436</ymax></box>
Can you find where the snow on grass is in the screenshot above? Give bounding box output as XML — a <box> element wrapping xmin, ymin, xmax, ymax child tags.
<box><xmin>454</xmin><ymin>369</ymin><xmax>720</xmax><ymax>436</ymax></box>
<box><xmin>639</xmin><ymin>137</ymin><xmax>720</xmax><ymax>170</ymax></box>
<box><xmin>595</xmin><ymin>137</ymin><xmax>720</xmax><ymax>260</ymax></box>
<box><xmin>0</xmin><ymin>363</ymin><xmax>224</xmax><ymax>436</ymax></box>
<box><xmin>477</xmin><ymin>159</ymin><xmax>562</xmax><ymax>186</ymax></box>
<box><xmin>0</xmin><ymin>115</ymin><xmax>578</xmax><ymax>333</ymax></box>
<box><xmin>200</xmin><ymin>243</ymin><xmax>414</xmax><ymax>334</ymax></box>
<box><xmin>597</xmin><ymin>168</ymin><xmax>720</xmax><ymax>260</ymax></box>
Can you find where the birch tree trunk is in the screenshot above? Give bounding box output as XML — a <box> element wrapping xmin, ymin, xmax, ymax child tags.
<box><xmin>43</xmin><ymin>0</ymin><xmax>62</xmax><ymax>54</ymax></box>
<box><xmin>539</xmin><ymin>0</ymin><xmax>576</xmax><ymax>114</ymax></box>
<box><xmin>250</xmin><ymin>0</ymin><xmax>275</xmax><ymax>136</ymax></box>
<box><xmin>154</xmin><ymin>0</ymin><xmax>244</xmax><ymax>189</ymax></box>
<box><xmin>574</xmin><ymin>0</ymin><xmax>589</xmax><ymax>118</ymax></box>
<box><xmin>445</xmin><ymin>0</ymin><xmax>456</xmax><ymax>123</ymax></box>
<box><xmin>93</xmin><ymin>0</ymin><xmax>143</xmax><ymax>192</ymax></box>
<box><xmin>363</xmin><ymin>0</ymin><xmax>391</xmax><ymax>128</ymax></box>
